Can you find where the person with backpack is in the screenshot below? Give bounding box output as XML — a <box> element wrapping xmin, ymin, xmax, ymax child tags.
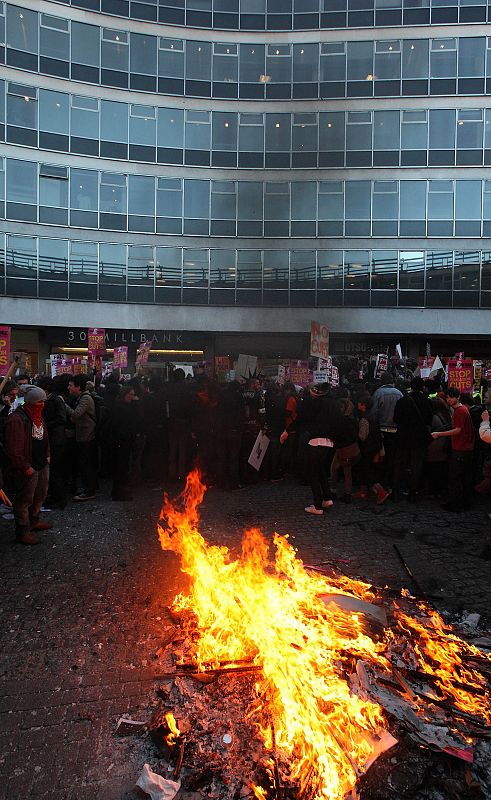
<box><xmin>63</xmin><ymin>374</ymin><xmax>97</xmax><ymax>501</ymax></box>
<box><xmin>4</xmin><ymin>386</ymin><xmax>52</xmax><ymax>545</ymax></box>
<box><xmin>36</xmin><ymin>376</ymin><xmax>67</xmax><ymax>509</ymax></box>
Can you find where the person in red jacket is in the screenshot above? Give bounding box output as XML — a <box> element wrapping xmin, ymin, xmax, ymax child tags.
<box><xmin>5</xmin><ymin>386</ymin><xmax>51</xmax><ymax>545</ymax></box>
<box><xmin>431</xmin><ymin>387</ymin><xmax>475</xmax><ymax>512</ymax></box>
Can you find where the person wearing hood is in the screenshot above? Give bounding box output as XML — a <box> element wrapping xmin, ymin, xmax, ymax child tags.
<box><xmin>5</xmin><ymin>386</ymin><xmax>52</xmax><ymax>545</ymax></box>
<box><xmin>371</xmin><ymin>371</ymin><xmax>402</xmax><ymax>493</ymax></box>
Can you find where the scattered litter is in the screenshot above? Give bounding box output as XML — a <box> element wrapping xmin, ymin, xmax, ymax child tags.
<box><xmin>136</xmin><ymin>763</ymin><xmax>181</xmax><ymax>800</ymax></box>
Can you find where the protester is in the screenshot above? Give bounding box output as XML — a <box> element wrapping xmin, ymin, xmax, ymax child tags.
<box><xmin>431</xmin><ymin>388</ymin><xmax>475</xmax><ymax>512</ymax></box>
<box><xmin>392</xmin><ymin>377</ymin><xmax>432</xmax><ymax>502</ymax></box>
<box><xmin>4</xmin><ymin>386</ymin><xmax>52</xmax><ymax>545</ymax></box>
<box><xmin>109</xmin><ymin>385</ymin><xmax>140</xmax><ymax>501</ymax></box>
<box><xmin>425</xmin><ymin>396</ymin><xmax>452</xmax><ymax>498</ymax></box>
<box><xmin>371</xmin><ymin>372</ymin><xmax>403</xmax><ymax>493</ymax></box>
<box><xmin>216</xmin><ymin>380</ymin><xmax>246</xmax><ymax>490</ymax></box>
<box><xmin>37</xmin><ymin>376</ymin><xmax>67</xmax><ymax>509</ymax></box>
<box><xmin>354</xmin><ymin>392</ymin><xmax>390</xmax><ymax>504</ymax></box>
<box><xmin>329</xmin><ymin>397</ymin><xmax>360</xmax><ymax>503</ymax></box>
<box><xmin>64</xmin><ymin>374</ymin><xmax>97</xmax><ymax>501</ymax></box>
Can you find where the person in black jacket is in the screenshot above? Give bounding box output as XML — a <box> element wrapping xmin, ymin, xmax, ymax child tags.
<box><xmin>216</xmin><ymin>380</ymin><xmax>246</xmax><ymax>489</ymax></box>
<box><xmin>393</xmin><ymin>377</ymin><xmax>433</xmax><ymax>501</ymax></box>
<box><xmin>37</xmin><ymin>376</ymin><xmax>67</xmax><ymax>508</ymax></box>
<box><xmin>281</xmin><ymin>383</ymin><xmax>342</xmax><ymax>515</ymax></box>
<box><xmin>109</xmin><ymin>385</ymin><xmax>140</xmax><ymax>501</ymax></box>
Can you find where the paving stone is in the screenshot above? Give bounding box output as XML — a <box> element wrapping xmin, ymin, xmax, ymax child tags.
<box><xmin>0</xmin><ymin>478</ymin><xmax>489</xmax><ymax>798</ymax></box>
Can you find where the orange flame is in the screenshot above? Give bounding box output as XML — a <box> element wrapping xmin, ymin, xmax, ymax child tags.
<box><xmin>158</xmin><ymin>471</ymin><xmax>388</xmax><ymax>800</ymax></box>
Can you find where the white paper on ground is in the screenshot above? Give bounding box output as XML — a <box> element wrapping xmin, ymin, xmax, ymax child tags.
<box><xmin>136</xmin><ymin>764</ymin><xmax>181</xmax><ymax>800</ymax></box>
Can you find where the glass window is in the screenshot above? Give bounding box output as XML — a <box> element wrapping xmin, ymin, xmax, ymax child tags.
<box><xmin>457</xmin><ymin>109</ymin><xmax>483</xmax><ymax>149</ymax></box>
<box><xmin>40</xmin><ymin>14</ymin><xmax>69</xmax><ymax>61</ymax></box>
<box><xmin>101</xmin><ymin>29</ymin><xmax>129</xmax><ymax>72</ymax></box>
<box><xmin>155</xmin><ymin>247</ymin><xmax>182</xmax><ymax>287</ymax></box>
<box><xmin>347</xmin><ymin>41</ymin><xmax>373</xmax><ymax>81</ymax></box>
<box><xmin>401</xmin><ymin>110</ymin><xmax>427</xmax><ymax>150</ymax></box>
<box><xmin>237</xmin><ymin>182</ymin><xmax>263</xmax><ymax>221</ymax></box>
<box><xmin>186</xmin><ymin>41</ymin><xmax>212</xmax><ymax>81</ymax></box>
<box><xmin>430</xmin><ymin>39</ymin><xmax>456</xmax><ymax>79</ymax></box>
<box><xmin>318</xmin><ymin>181</ymin><xmax>343</xmax><ymax>221</ymax></box>
<box><xmin>71</xmin><ymin>96</ymin><xmax>100</xmax><ymax>140</ymax></box>
<box><xmin>70</xmin><ymin>168</ymin><xmax>98</xmax><ymax>211</ymax></box>
<box><xmin>211</xmin><ymin>180</ymin><xmax>236</xmax><ymax>220</ymax></box>
<box><xmin>71</xmin><ymin>22</ymin><xmax>100</xmax><ymax>67</ymax></box>
<box><xmin>130</xmin><ymin>105</ymin><xmax>156</xmax><ymax>146</ymax></box>
<box><xmin>237</xmin><ymin>250</ymin><xmax>262</xmax><ymax>288</ymax></box>
<box><xmin>373</xmin><ymin>111</ymin><xmax>400</xmax><ymax>150</ymax></box>
<box><xmin>263</xmin><ymin>250</ymin><xmax>288</xmax><ymax>290</ymax></box>
<box><xmin>428</xmin><ymin>180</ymin><xmax>453</xmax><ymax>219</ymax></box>
<box><xmin>453</xmin><ymin>251</ymin><xmax>480</xmax><ymax>291</ymax></box>
<box><xmin>400</xmin><ymin>181</ymin><xmax>426</xmax><ymax>220</ymax></box>
<box><xmin>70</xmin><ymin>240</ymin><xmax>98</xmax><ymax>283</ymax></box>
<box><xmin>185</xmin><ymin>110</ymin><xmax>211</xmax><ymax>150</ymax></box>
<box><xmin>293</xmin><ymin>44</ymin><xmax>318</xmax><ymax>83</ymax></box>
<box><xmin>399</xmin><ymin>250</ymin><xmax>424</xmax><ymax>289</ymax></box>
<box><xmin>39</xmin><ymin>90</ymin><xmax>69</xmax><ymax>134</ymax></box>
<box><xmin>99</xmin><ymin>242</ymin><xmax>126</xmax><ymax>285</ymax></box>
<box><xmin>6</xmin><ymin>234</ymin><xmax>37</xmax><ymax>279</ymax></box>
<box><xmin>183</xmin><ymin>249</ymin><xmax>209</xmax><ymax>286</ymax></box>
<box><xmin>7</xmin><ymin>159</ymin><xmax>37</xmax><ymax>204</ymax></box>
<box><xmin>129</xmin><ymin>175</ymin><xmax>155</xmax><ymax>216</ymax></box>
<box><xmin>320</xmin><ymin>42</ymin><xmax>346</xmax><ymax>82</ymax></box>
<box><xmin>374</xmin><ymin>40</ymin><xmax>401</xmax><ymax>80</ymax></box>
<box><xmin>319</xmin><ymin>112</ymin><xmax>345</xmax><ymax>152</ymax></box>
<box><xmin>429</xmin><ymin>109</ymin><xmax>455</xmax><ymax>149</ymax></box>
<box><xmin>39</xmin><ymin>164</ymin><xmax>68</xmax><ymax>208</ymax></box>
<box><xmin>373</xmin><ymin>181</ymin><xmax>398</xmax><ymax>219</ymax></box>
<box><xmin>158</xmin><ymin>38</ymin><xmax>184</xmax><ymax>79</ymax></box>
<box><xmin>130</xmin><ymin>33</ymin><xmax>157</xmax><ymax>75</ymax></box>
<box><xmin>266</xmin><ymin>44</ymin><xmax>292</xmax><ymax>84</ymax></box>
<box><xmin>458</xmin><ymin>38</ymin><xmax>485</xmax><ymax>78</ymax></box>
<box><xmin>158</xmin><ymin>108</ymin><xmax>184</xmax><ymax>149</ymax></box>
<box><xmin>101</xmin><ymin>100</ymin><xmax>128</xmax><ymax>144</ymax></box>
<box><xmin>371</xmin><ymin>250</ymin><xmax>398</xmax><ymax>290</ymax></box>
<box><xmin>291</xmin><ymin>182</ymin><xmax>316</xmax><ymax>220</ymax></box>
<box><xmin>402</xmin><ymin>40</ymin><xmax>428</xmax><ymax>79</ymax></box>
<box><xmin>39</xmin><ymin>237</ymin><xmax>68</xmax><ymax>280</ymax></box>
<box><xmin>345</xmin><ymin>181</ymin><xmax>371</xmax><ymax>218</ymax></box>
<box><xmin>239</xmin><ymin>44</ymin><xmax>266</xmax><ymax>83</ymax></box>
<box><xmin>157</xmin><ymin>177</ymin><xmax>182</xmax><ymax>217</ymax></box>
<box><xmin>426</xmin><ymin>250</ymin><xmax>453</xmax><ymax>291</ymax></box>
<box><xmin>213</xmin><ymin>43</ymin><xmax>238</xmax><ymax>83</ymax></box>
<box><xmin>128</xmin><ymin>245</ymin><xmax>154</xmax><ymax>286</ymax></box>
<box><xmin>346</xmin><ymin>111</ymin><xmax>372</xmax><ymax>150</ymax></box>
<box><xmin>290</xmin><ymin>250</ymin><xmax>315</xmax><ymax>289</ymax></box>
<box><xmin>212</xmin><ymin>112</ymin><xmax>237</xmax><ymax>152</ymax></box>
<box><xmin>344</xmin><ymin>250</ymin><xmax>370</xmax><ymax>289</ymax></box>
<box><xmin>292</xmin><ymin>113</ymin><xmax>318</xmax><ymax>152</ymax></box>
<box><xmin>317</xmin><ymin>250</ymin><xmax>343</xmax><ymax>290</ymax></box>
<box><xmin>210</xmin><ymin>249</ymin><xmax>236</xmax><ymax>288</ymax></box>
<box><xmin>7</xmin><ymin>84</ymin><xmax>37</xmax><ymax>128</ymax></box>
<box><xmin>455</xmin><ymin>180</ymin><xmax>481</xmax><ymax>221</ymax></box>
<box><xmin>239</xmin><ymin>113</ymin><xmax>264</xmax><ymax>152</ymax></box>
<box><xmin>7</xmin><ymin>5</ymin><xmax>38</xmax><ymax>53</ymax></box>
<box><xmin>184</xmin><ymin>179</ymin><xmax>209</xmax><ymax>218</ymax></box>
<box><xmin>265</xmin><ymin>115</ymin><xmax>291</xmax><ymax>152</ymax></box>
<box><xmin>100</xmin><ymin>172</ymin><xmax>127</xmax><ymax>213</ymax></box>
<box><xmin>264</xmin><ymin>182</ymin><xmax>289</xmax><ymax>220</ymax></box>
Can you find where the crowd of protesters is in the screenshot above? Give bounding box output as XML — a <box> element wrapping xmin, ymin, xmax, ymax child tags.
<box><xmin>1</xmin><ymin>355</ymin><xmax>491</xmax><ymax>544</ymax></box>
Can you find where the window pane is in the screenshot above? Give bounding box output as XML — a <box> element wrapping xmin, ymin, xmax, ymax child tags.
<box><xmin>7</xmin><ymin>159</ymin><xmax>37</xmax><ymax>204</ymax></box>
<box><xmin>39</xmin><ymin>90</ymin><xmax>69</xmax><ymax>134</ymax></box>
<box><xmin>70</xmin><ymin>168</ymin><xmax>98</xmax><ymax>211</ymax></box>
<box><xmin>129</xmin><ymin>175</ymin><xmax>155</xmax><ymax>216</ymax></box>
<box><xmin>70</xmin><ymin>240</ymin><xmax>98</xmax><ymax>282</ymax></box>
<box><xmin>39</xmin><ymin>238</ymin><xmax>68</xmax><ymax>280</ymax></box>
<box><xmin>101</xmin><ymin>101</ymin><xmax>128</xmax><ymax>143</ymax></box>
<box><xmin>71</xmin><ymin>22</ymin><xmax>100</xmax><ymax>67</ymax></box>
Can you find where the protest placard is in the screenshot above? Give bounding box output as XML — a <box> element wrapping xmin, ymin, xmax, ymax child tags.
<box><xmin>236</xmin><ymin>354</ymin><xmax>258</xmax><ymax>381</ymax></box>
<box><xmin>113</xmin><ymin>346</ymin><xmax>128</xmax><ymax>369</ymax></box>
<box><xmin>448</xmin><ymin>359</ymin><xmax>473</xmax><ymax>393</ymax></box>
<box><xmin>136</xmin><ymin>341</ymin><xmax>152</xmax><ymax>366</ymax></box>
<box><xmin>473</xmin><ymin>361</ymin><xmax>482</xmax><ymax>387</ymax></box>
<box><xmin>0</xmin><ymin>326</ymin><xmax>11</xmax><ymax>370</ymax></box>
<box><xmin>288</xmin><ymin>360</ymin><xmax>310</xmax><ymax>388</ymax></box>
<box><xmin>247</xmin><ymin>430</ymin><xmax>270</xmax><ymax>471</ymax></box>
<box><xmin>374</xmin><ymin>354</ymin><xmax>389</xmax><ymax>380</ymax></box>
<box><xmin>310</xmin><ymin>321</ymin><xmax>329</xmax><ymax>359</ymax></box>
<box><xmin>313</xmin><ymin>370</ymin><xmax>329</xmax><ymax>384</ymax></box>
<box><xmin>331</xmin><ymin>365</ymin><xmax>339</xmax><ymax>387</ymax></box>
<box><xmin>88</xmin><ymin>328</ymin><xmax>105</xmax><ymax>355</ymax></box>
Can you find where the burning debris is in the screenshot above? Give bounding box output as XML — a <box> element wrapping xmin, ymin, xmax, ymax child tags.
<box><xmin>126</xmin><ymin>471</ymin><xmax>491</xmax><ymax>800</ymax></box>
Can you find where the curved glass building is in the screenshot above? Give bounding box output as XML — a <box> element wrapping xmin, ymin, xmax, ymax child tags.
<box><xmin>1</xmin><ymin>0</ymin><xmax>491</xmax><ymax>366</ymax></box>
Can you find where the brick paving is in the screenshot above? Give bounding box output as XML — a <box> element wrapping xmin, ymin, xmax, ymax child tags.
<box><xmin>0</xmin><ymin>479</ymin><xmax>489</xmax><ymax>799</ymax></box>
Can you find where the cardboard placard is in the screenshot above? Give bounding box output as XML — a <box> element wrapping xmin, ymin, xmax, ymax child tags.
<box><xmin>288</xmin><ymin>360</ymin><xmax>310</xmax><ymax>388</ymax></box>
<box><xmin>113</xmin><ymin>346</ymin><xmax>128</xmax><ymax>369</ymax></box>
<box><xmin>375</xmin><ymin>354</ymin><xmax>389</xmax><ymax>380</ymax></box>
<box><xmin>448</xmin><ymin>359</ymin><xmax>473</xmax><ymax>393</ymax></box>
<box><xmin>310</xmin><ymin>321</ymin><xmax>329</xmax><ymax>359</ymax></box>
<box><xmin>136</xmin><ymin>341</ymin><xmax>152</xmax><ymax>366</ymax></box>
<box><xmin>247</xmin><ymin>430</ymin><xmax>270</xmax><ymax>472</ymax></box>
<box><xmin>0</xmin><ymin>326</ymin><xmax>11</xmax><ymax>370</ymax></box>
<box><xmin>88</xmin><ymin>328</ymin><xmax>105</xmax><ymax>355</ymax></box>
<box><xmin>236</xmin><ymin>354</ymin><xmax>258</xmax><ymax>382</ymax></box>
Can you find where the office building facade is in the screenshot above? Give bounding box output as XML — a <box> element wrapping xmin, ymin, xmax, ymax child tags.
<box><xmin>1</xmin><ymin>0</ymin><xmax>490</xmax><ymax>367</ymax></box>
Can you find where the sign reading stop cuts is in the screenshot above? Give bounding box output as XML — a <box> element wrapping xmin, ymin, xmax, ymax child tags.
<box><xmin>448</xmin><ymin>358</ymin><xmax>474</xmax><ymax>393</ymax></box>
<box><xmin>310</xmin><ymin>321</ymin><xmax>329</xmax><ymax>359</ymax></box>
<box><xmin>0</xmin><ymin>326</ymin><xmax>11</xmax><ymax>369</ymax></box>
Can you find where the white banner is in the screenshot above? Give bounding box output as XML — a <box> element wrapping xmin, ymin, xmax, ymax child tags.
<box><xmin>247</xmin><ymin>430</ymin><xmax>270</xmax><ymax>472</ymax></box>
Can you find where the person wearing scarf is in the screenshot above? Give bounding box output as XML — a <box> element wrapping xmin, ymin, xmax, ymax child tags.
<box><xmin>5</xmin><ymin>386</ymin><xmax>51</xmax><ymax>545</ymax></box>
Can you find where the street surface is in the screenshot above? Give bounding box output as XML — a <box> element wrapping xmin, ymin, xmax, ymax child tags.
<box><xmin>0</xmin><ymin>480</ymin><xmax>489</xmax><ymax>799</ymax></box>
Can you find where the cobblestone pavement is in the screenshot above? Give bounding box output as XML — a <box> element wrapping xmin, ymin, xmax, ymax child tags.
<box><xmin>0</xmin><ymin>478</ymin><xmax>489</xmax><ymax>799</ymax></box>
